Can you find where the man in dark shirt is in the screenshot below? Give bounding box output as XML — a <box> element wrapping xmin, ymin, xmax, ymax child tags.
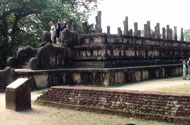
<box><xmin>56</xmin><ymin>19</ymin><xmax>62</xmax><ymax>44</ymax></box>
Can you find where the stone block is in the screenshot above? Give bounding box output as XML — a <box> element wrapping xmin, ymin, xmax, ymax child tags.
<box><xmin>6</xmin><ymin>78</ymin><xmax>31</xmax><ymax>111</ymax></box>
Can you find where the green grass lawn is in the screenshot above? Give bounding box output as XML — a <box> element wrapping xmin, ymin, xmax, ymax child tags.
<box><xmin>152</xmin><ymin>84</ymin><xmax>190</xmax><ymax>94</ymax></box>
<box><xmin>160</xmin><ymin>77</ymin><xmax>182</xmax><ymax>81</ymax></box>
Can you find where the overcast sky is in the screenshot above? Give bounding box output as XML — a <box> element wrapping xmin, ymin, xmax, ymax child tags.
<box><xmin>89</xmin><ymin>0</ymin><xmax>190</xmax><ymax>34</ymax></box>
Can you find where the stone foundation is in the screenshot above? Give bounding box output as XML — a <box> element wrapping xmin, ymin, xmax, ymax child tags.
<box><xmin>15</xmin><ymin>64</ymin><xmax>182</xmax><ymax>88</ymax></box>
<box><xmin>36</xmin><ymin>87</ymin><xmax>190</xmax><ymax>124</ymax></box>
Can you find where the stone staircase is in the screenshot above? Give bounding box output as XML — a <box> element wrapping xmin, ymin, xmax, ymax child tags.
<box><xmin>36</xmin><ymin>86</ymin><xmax>190</xmax><ymax>125</ymax></box>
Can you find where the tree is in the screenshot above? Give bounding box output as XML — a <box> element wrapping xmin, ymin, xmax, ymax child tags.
<box><xmin>184</xmin><ymin>29</ymin><xmax>190</xmax><ymax>42</ymax></box>
<box><xmin>0</xmin><ymin>0</ymin><xmax>100</xmax><ymax>68</ymax></box>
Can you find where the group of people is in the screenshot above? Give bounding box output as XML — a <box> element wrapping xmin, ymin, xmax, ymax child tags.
<box><xmin>183</xmin><ymin>58</ymin><xmax>190</xmax><ymax>79</ymax></box>
<box><xmin>49</xmin><ymin>19</ymin><xmax>67</xmax><ymax>44</ymax></box>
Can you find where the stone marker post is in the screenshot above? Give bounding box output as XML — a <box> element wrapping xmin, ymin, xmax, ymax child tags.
<box><xmin>6</xmin><ymin>78</ymin><xmax>31</xmax><ymax>111</ymax></box>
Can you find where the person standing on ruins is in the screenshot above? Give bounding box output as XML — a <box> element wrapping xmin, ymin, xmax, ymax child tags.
<box><xmin>49</xmin><ymin>21</ymin><xmax>56</xmax><ymax>43</ymax></box>
<box><xmin>183</xmin><ymin>61</ymin><xmax>187</xmax><ymax>80</ymax></box>
<box><xmin>55</xmin><ymin>19</ymin><xmax>62</xmax><ymax>44</ymax></box>
<box><xmin>187</xmin><ymin>58</ymin><xmax>190</xmax><ymax>79</ymax></box>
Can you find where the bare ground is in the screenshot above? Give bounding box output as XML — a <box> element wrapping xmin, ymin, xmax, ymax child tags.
<box><xmin>1</xmin><ymin>78</ymin><xmax>187</xmax><ymax>125</ymax></box>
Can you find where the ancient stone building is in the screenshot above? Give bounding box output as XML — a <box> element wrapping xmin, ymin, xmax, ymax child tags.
<box><xmin>4</xmin><ymin>11</ymin><xmax>188</xmax><ymax>88</ymax></box>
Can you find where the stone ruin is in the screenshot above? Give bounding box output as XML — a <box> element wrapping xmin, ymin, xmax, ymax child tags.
<box><xmin>6</xmin><ymin>78</ymin><xmax>31</xmax><ymax>111</ymax></box>
<box><xmin>2</xmin><ymin>11</ymin><xmax>189</xmax><ymax>89</ymax></box>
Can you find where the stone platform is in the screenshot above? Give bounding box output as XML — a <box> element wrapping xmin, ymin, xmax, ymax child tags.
<box><xmin>14</xmin><ymin>63</ymin><xmax>181</xmax><ymax>89</ymax></box>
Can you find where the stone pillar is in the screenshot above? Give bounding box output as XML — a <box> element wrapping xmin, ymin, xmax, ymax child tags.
<box><xmin>181</xmin><ymin>28</ymin><xmax>184</xmax><ymax>41</ymax></box>
<box><xmin>82</xmin><ymin>22</ymin><xmax>88</xmax><ymax>34</ymax></box>
<box><xmin>174</xmin><ymin>26</ymin><xmax>177</xmax><ymax>41</ymax></box>
<box><xmin>166</xmin><ymin>25</ymin><xmax>170</xmax><ymax>40</ymax></box>
<box><xmin>162</xmin><ymin>28</ymin><xmax>166</xmax><ymax>40</ymax></box>
<box><xmin>144</xmin><ymin>24</ymin><xmax>148</xmax><ymax>37</ymax></box>
<box><xmin>156</xmin><ymin>23</ymin><xmax>160</xmax><ymax>39</ymax></box>
<box><xmin>123</xmin><ymin>16</ymin><xmax>128</xmax><ymax>35</ymax></box>
<box><xmin>129</xmin><ymin>29</ymin><xmax>133</xmax><ymax>36</ymax></box>
<box><xmin>147</xmin><ymin>21</ymin><xmax>151</xmax><ymax>38</ymax></box>
<box><xmin>137</xmin><ymin>30</ymin><xmax>141</xmax><ymax>37</ymax></box>
<box><xmin>154</xmin><ymin>26</ymin><xmax>157</xmax><ymax>39</ymax></box>
<box><xmin>107</xmin><ymin>26</ymin><xmax>110</xmax><ymax>34</ymax></box>
<box><xmin>118</xmin><ymin>27</ymin><xmax>122</xmax><ymax>35</ymax></box>
<box><xmin>134</xmin><ymin>22</ymin><xmax>138</xmax><ymax>36</ymax></box>
<box><xmin>170</xmin><ymin>29</ymin><xmax>173</xmax><ymax>40</ymax></box>
<box><xmin>95</xmin><ymin>11</ymin><xmax>102</xmax><ymax>33</ymax></box>
<box><xmin>152</xmin><ymin>32</ymin><xmax>155</xmax><ymax>39</ymax></box>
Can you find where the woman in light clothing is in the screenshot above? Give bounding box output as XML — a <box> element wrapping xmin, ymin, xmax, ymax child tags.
<box><xmin>49</xmin><ymin>21</ymin><xmax>56</xmax><ymax>43</ymax></box>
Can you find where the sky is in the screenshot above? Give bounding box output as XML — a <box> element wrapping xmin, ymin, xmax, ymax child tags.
<box><xmin>89</xmin><ymin>0</ymin><xmax>190</xmax><ymax>34</ymax></box>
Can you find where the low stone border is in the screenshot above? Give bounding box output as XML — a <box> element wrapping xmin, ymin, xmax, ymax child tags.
<box><xmin>36</xmin><ymin>87</ymin><xmax>190</xmax><ymax>124</ymax></box>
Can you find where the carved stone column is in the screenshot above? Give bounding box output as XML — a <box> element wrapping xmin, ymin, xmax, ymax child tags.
<box><xmin>107</xmin><ymin>26</ymin><xmax>110</xmax><ymax>34</ymax></box>
<box><xmin>181</xmin><ymin>28</ymin><xmax>184</xmax><ymax>41</ymax></box>
<box><xmin>123</xmin><ymin>16</ymin><xmax>128</xmax><ymax>35</ymax></box>
<box><xmin>95</xmin><ymin>11</ymin><xmax>102</xmax><ymax>33</ymax></box>
<box><xmin>134</xmin><ymin>22</ymin><xmax>138</xmax><ymax>36</ymax></box>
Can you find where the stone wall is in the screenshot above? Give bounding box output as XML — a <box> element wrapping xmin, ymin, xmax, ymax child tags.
<box><xmin>36</xmin><ymin>87</ymin><xmax>190</xmax><ymax>124</ymax></box>
<box><xmin>74</xmin><ymin>34</ymin><xmax>189</xmax><ymax>68</ymax></box>
<box><xmin>0</xmin><ymin>67</ymin><xmax>15</xmax><ymax>91</ymax></box>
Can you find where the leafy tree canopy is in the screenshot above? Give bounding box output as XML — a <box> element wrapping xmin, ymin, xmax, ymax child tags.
<box><xmin>184</xmin><ymin>29</ymin><xmax>190</xmax><ymax>42</ymax></box>
<box><xmin>0</xmin><ymin>0</ymin><xmax>100</xmax><ymax>68</ymax></box>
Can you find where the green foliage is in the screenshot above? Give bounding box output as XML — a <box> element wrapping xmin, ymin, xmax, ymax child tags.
<box><xmin>184</xmin><ymin>29</ymin><xmax>190</xmax><ymax>42</ymax></box>
<box><xmin>0</xmin><ymin>0</ymin><xmax>100</xmax><ymax>68</ymax></box>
